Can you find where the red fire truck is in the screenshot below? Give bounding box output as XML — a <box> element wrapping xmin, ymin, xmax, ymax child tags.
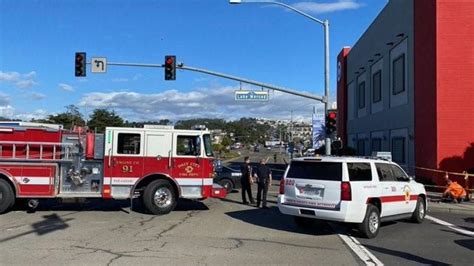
<box><xmin>0</xmin><ymin>122</ymin><xmax>226</xmax><ymax>214</ymax></box>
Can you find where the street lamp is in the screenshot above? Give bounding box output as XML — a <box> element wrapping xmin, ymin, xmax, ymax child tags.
<box><xmin>229</xmin><ymin>0</ymin><xmax>331</xmax><ymax>155</ymax></box>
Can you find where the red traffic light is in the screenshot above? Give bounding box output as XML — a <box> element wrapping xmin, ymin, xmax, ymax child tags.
<box><xmin>75</xmin><ymin>52</ymin><xmax>86</xmax><ymax>77</ymax></box>
<box><xmin>164</xmin><ymin>55</ymin><xmax>176</xmax><ymax>80</ymax></box>
<box><xmin>328</xmin><ymin>112</ymin><xmax>337</xmax><ymax>119</ymax></box>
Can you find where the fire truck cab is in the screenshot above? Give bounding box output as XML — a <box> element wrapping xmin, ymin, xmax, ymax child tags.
<box><xmin>0</xmin><ymin>122</ymin><xmax>225</xmax><ymax>215</ymax></box>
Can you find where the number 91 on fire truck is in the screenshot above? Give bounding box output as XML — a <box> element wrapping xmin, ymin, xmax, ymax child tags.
<box><xmin>0</xmin><ymin>122</ymin><xmax>227</xmax><ymax>215</ymax></box>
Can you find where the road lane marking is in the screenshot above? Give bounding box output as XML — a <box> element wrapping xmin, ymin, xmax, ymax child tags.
<box><xmin>426</xmin><ymin>215</ymin><xmax>474</xmax><ymax>237</ymax></box>
<box><xmin>329</xmin><ymin>224</ymin><xmax>384</xmax><ymax>266</ymax></box>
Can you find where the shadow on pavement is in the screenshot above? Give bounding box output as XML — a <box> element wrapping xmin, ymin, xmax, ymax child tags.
<box><xmin>12</xmin><ymin>198</ymin><xmax>209</xmax><ymax>215</ymax></box>
<box><xmin>464</xmin><ymin>217</ymin><xmax>474</xmax><ymax>223</ymax></box>
<box><xmin>225</xmin><ymin>206</ymin><xmax>336</xmax><ymax>236</ymax></box>
<box><xmin>454</xmin><ymin>239</ymin><xmax>474</xmax><ymax>251</ymax></box>
<box><xmin>0</xmin><ymin>213</ymin><xmax>72</xmax><ymax>243</ymax></box>
<box><xmin>363</xmin><ymin>245</ymin><xmax>450</xmax><ymax>266</ymax></box>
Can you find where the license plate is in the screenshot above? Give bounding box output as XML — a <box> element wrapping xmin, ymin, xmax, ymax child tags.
<box><xmin>303</xmin><ymin>187</ymin><xmax>323</xmax><ymax>198</ymax></box>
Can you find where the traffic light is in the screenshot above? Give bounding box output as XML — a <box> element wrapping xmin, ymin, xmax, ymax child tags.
<box><xmin>75</xmin><ymin>52</ymin><xmax>86</xmax><ymax>77</ymax></box>
<box><xmin>325</xmin><ymin>111</ymin><xmax>337</xmax><ymax>135</ymax></box>
<box><xmin>164</xmin><ymin>55</ymin><xmax>176</xmax><ymax>80</ymax></box>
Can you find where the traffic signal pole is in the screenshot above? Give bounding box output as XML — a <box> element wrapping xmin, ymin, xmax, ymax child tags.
<box><xmin>92</xmin><ymin>61</ymin><xmax>326</xmax><ymax>102</ymax></box>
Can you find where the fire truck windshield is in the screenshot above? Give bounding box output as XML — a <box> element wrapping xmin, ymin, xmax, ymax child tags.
<box><xmin>203</xmin><ymin>134</ymin><xmax>213</xmax><ymax>157</ymax></box>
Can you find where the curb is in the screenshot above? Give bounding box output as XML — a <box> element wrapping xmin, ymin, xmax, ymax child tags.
<box><xmin>428</xmin><ymin>202</ymin><xmax>474</xmax><ymax>215</ymax></box>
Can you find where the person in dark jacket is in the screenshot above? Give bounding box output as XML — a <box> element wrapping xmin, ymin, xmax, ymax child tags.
<box><xmin>255</xmin><ymin>158</ymin><xmax>272</xmax><ymax>208</ymax></box>
<box><xmin>240</xmin><ymin>156</ymin><xmax>255</xmax><ymax>205</ymax></box>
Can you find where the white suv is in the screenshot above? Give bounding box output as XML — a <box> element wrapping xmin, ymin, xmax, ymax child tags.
<box><xmin>277</xmin><ymin>156</ymin><xmax>427</xmax><ymax>238</ymax></box>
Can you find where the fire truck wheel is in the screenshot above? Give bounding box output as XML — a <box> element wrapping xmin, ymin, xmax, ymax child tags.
<box><xmin>143</xmin><ymin>179</ymin><xmax>177</xmax><ymax>215</ymax></box>
<box><xmin>0</xmin><ymin>179</ymin><xmax>15</xmax><ymax>214</ymax></box>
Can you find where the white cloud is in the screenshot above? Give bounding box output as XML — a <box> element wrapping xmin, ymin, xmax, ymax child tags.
<box><xmin>29</xmin><ymin>92</ymin><xmax>46</xmax><ymax>100</ymax></box>
<box><xmin>16</xmin><ymin>80</ymin><xmax>38</xmax><ymax>89</ymax></box>
<box><xmin>58</xmin><ymin>83</ymin><xmax>75</xmax><ymax>92</ymax></box>
<box><xmin>0</xmin><ymin>71</ymin><xmax>20</xmax><ymax>81</ymax></box>
<box><xmin>0</xmin><ymin>92</ymin><xmax>11</xmax><ymax>106</ymax></box>
<box><xmin>78</xmin><ymin>86</ymin><xmax>324</xmax><ymax>122</ymax></box>
<box><xmin>0</xmin><ymin>105</ymin><xmax>15</xmax><ymax>118</ymax></box>
<box><xmin>112</xmin><ymin>78</ymin><xmax>129</xmax><ymax>82</ymax></box>
<box><xmin>13</xmin><ymin>109</ymin><xmax>48</xmax><ymax>121</ymax></box>
<box><xmin>0</xmin><ymin>104</ymin><xmax>48</xmax><ymax>121</ymax></box>
<box><xmin>132</xmin><ymin>74</ymin><xmax>142</xmax><ymax>81</ymax></box>
<box><xmin>292</xmin><ymin>0</ymin><xmax>363</xmax><ymax>14</ymax></box>
<box><xmin>0</xmin><ymin>70</ymin><xmax>38</xmax><ymax>89</ymax></box>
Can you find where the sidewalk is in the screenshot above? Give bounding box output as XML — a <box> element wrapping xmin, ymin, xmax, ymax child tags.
<box><xmin>427</xmin><ymin>192</ymin><xmax>474</xmax><ymax>215</ymax></box>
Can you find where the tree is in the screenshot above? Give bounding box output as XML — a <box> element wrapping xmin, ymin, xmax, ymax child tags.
<box><xmin>36</xmin><ymin>105</ymin><xmax>85</xmax><ymax>129</ymax></box>
<box><xmin>88</xmin><ymin>109</ymin><xmax>124</xmax><ymax>133</ymax></box>
<box><xmin>221</xmin><ymin>136</ymin><xmax>232</xmax><ymax>147</ymax></box>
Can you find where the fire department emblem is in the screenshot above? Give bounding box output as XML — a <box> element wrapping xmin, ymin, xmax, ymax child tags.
<box><xmin>403</xmin><ymin>185</ymin><xmax>411</xmax><ymax>203</ymax></box>
<box><xmin>185</xmin><ymin>165</ymin><xmax>194</xmax><ymax>174</ymax></box>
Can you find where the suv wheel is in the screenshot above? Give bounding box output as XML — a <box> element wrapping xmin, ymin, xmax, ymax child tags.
<box><xmin>294</xmin><ymin>216</ymin><xmax>314</xmax><ymax>228</ymax></box>
<box><xmin>219</xmin><ymin>179</ymin><xmax>234</xmax><ymax>193</ymax></box>
<box><xmin>410</xmin><ymin>197</ymin><xmax>425</xmax><ymax>223</ymax></box>
<box><xmin>358</xmin><ymin>204</ymin><xmax>380</xmax><ymax>239</ymax></box>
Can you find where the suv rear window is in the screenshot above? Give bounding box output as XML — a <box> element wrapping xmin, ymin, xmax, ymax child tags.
<box><xmin>347</xmin><ymin>163</ymin><xmax>372</xmax><ymax>181</ymax></box>
<box><xmin>287</xmin><ymin>161</ymin><xmax>342</xmax><ymax>181</ymax></box>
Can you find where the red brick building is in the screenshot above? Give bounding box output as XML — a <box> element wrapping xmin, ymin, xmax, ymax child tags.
<box><xmin>337</xmin><ymin>0</ymin><xmax>474</xmax><ymax>185</ymax></box>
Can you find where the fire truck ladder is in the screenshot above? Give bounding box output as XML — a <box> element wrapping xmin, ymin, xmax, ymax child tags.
<box><xmin>0</xmin><ymin>141</ymin><xmax>75</xmax><ymax>162</ymax></box>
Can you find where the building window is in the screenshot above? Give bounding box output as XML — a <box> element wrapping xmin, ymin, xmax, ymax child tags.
<box><xmin>371</xmin><ymin>138</ymin><xmax>382</xmax><ymax>153</ymax></box>
<box><xmin>392</xmin><ymin>54</ymin><xmax>405</xmax><ymax>95</ymax></box>
<box><xmin>358</xmin><ymin>82</ymin><xmax>365</xmax><ymax>109</ymax></box>
<box><xmin>391</xmin><ymin>137</ymin><xmax>406</xmax><ymax>164</ymax></box>
<box><xmin>372</xmin><ymin>70</ymin><xmax>382</xmax><ymax>103</ymax></box>
<box><xmin>357</xmin><ymin>139</ymin><xmax>366</xmax><ymax>156</ymax></box>
<box><xmin>117</xmin><ymin>133</ymin><xmax>141</xmax><ymax>155</ymax></box>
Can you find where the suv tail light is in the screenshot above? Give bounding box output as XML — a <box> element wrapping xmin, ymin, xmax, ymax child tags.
<box><xmin>279</xmin><ymin>179</ymin><xmax>285</xmax><ymax>194</ymax></box>
<box><xmin>341</xmin><ymin>182</ymin><xmax>352</xmax><ymax>201</ymax></box>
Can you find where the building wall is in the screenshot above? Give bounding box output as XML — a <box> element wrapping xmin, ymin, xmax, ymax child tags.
<box><xmin>414</xmin><ymin>0</ymin><xmax>438</xmax><ymax>177</ymax></box>
<box><xmin>342</xmin><ymin>0</ymin><xmax>415</xmax><ymax>171</ymax></box>
<box><xmin>336</xmin><ymin>48</ymin><xmax>350</xmax><ymax>145</ymax></box>
<box><xmin>435</xmin><ymin>0</ymin><xmax>474</xmax><ymax>176</ymax></box>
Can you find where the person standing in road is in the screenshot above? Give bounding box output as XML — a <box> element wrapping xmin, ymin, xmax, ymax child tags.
<box><xmin>255</xmin><ymin>158</ymin><xmax>272</xmax><ymax>209</ymax></box>
<box><xmin>240</xmin><ymin>156</ymin><xmax>255</xmax><ymax>205</ymax></box>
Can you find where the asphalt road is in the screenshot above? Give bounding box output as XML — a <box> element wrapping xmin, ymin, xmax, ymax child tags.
<box><xmin>1</xmin><ymin>149</ymin><xmax>472</xmax><ymax>265</ymax></box>
<box><xmin>0</xmin><ymin>186</ymin><xmax>359</xmax><ymax>265</ymax></box>
<box><xmin>353</xmin><ymin>210</ymin><xmax>474</xmax><ymax>266</ymax></box>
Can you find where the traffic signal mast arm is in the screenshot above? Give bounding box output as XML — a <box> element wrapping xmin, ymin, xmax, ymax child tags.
<box><xmin>88</xmin><ymin>60</ymin><xmax>326</xmax><ymax>103</ymax></box>
<box><xmin>178</xmin><ymin>64</ymin><xmax>325</xmax><ymax>102</ymax></box>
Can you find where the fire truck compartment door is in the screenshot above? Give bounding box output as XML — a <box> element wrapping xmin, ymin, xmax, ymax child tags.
<box><xmin>109</xmin><ymin>130</ymin><xmax>144</xmax><ymax>185</ymax></box>
<box><xmin>172</xmin><ymin>134</ymin><xmax>204</xmax><ymax>196</ymax></box>
<box><xmin>144</xmin><ymin>132</ymin><xmax>173</xmax><ymax>175</ymax></box>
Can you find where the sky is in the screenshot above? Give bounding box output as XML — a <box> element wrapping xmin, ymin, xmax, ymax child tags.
<box><xmin>0</xmin><ymin>0</ymin><xmax>388</xmax><ymax>123</ymax></box>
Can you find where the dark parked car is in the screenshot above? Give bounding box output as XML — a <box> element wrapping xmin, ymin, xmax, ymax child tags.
<box><xmin>214</xmin><ymin>166</ymin><xmax>242</xmax><ymax>192</ymax></box>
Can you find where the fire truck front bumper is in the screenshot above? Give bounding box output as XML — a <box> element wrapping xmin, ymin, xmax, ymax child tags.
<box><xmin>211</xmin><ymin>183</ymin><xmax>228</xmax><ymax>198</ymax></box>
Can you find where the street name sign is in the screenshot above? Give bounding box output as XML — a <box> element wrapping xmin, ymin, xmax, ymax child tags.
<box><xmin>234</xmin><ymin>90</ymin><xmax>269</xmax><ymax>101</ymax></box>
<box><xmin>91</xmin><ymin>57</ymin><xmax>107</xmax><ymax>73</ymax></box>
